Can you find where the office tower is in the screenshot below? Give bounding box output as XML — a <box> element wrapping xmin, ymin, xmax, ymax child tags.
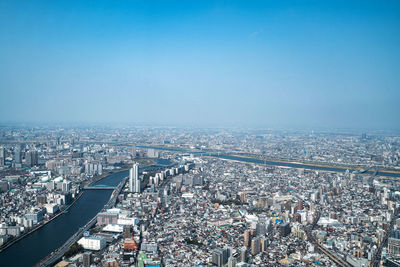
<box><xmin>62</xmin><ymin>181</ymin><xmax>72</xmax><ymax>193</ymax></box>
<box><xmin>26</xmin><ymin>151</ymin><xmax>32</xmax><ymax>167</ymax></box>
<box><xmin>26</xmin><ymin>150</ymin><xmax>38</xmax><ymax>167</ymax></box>
<box><xmin>212</xmin><ymin>248</ymin><xmax>230</xmax><ymax>267</ymax></box>
<box><xmin>251</xmin><ymin>237</ymin><xmax>261</xmax><ymax>255</ymax></box>
<box><xmin>240</xmin><ymin>247</ymin><xmax>247</xmax><ymax>262</ymax></box>
<box><xmin>361</xmin><ymin>133</ymin><xmax>367</xmax><ymax>140</ymax></box>
<box><xmin>0</xmin><ymin>146</ymin><xmax>5</xmax><ymax>166</ymax></box>
<box><xmin>212</xmin><ymin>249</ymin><xmax>223</xmax><ymax>267</ymax></box>
<box><xmin>134</xmin><ymin>176</ymin><xmax>141</xmax><ymax>193</ymax></box>
<box><xmin>256</xmin><ymin>222</ymin><xmax>266</xmax><ymax>236</ymax></box>
<box><xmin>223</xmin><ymin>247</ymin><xmax>232</xmax><ymax>262</ymax></box>
<box><xmin>147</xmin><ymin>148</ymin><xmax>159</xmax><ymax>158</ymax></box>
<box><xmin>129</xmin><ymin>167</ymin><xmax>134</xmax><ymax>192</ymax></box>
<box><xmin>0</xmin><ymin>181</ymin><xmax>9</xmax><ymax>193</ymax></box>
<box><xmin>228</xmin><ymin>256</ymin><xmax>237</xmax><ymax>267</ymax></box>
<box><xmin>133</xmin><ymin>163</ymin><xmax>140</xmax><ymax>192</ymax></box>
<box><xmin>280</xmin><ymin>222</ymin><xmax>291</xmax><ymax>237</ymax></box>
<box><xmin>32</xmin><ymin>150</ymin><xmax>38</xmax><ymax>166</ymax></box>
<box><xmin>129</xmin><ymin>162</ymin><xmax>140</xmax><ymax>193</ymax></box>
<box><xmin>260</xmin><ymin>238</ymin><xmax>268</xmax><ymax>252</ymax></box>
<box><xmin>131</xmin><ymin>146</ymin><xmax>137</xmax><ymax>158</ymax></box>
<box><xmin>244</xmin><ymin>230</ymin><xmax>251</xmax><ymax>247</ymax></box>
<box><xmin>14</xmin><ymin>146</ymin><xmax>22</xmax><ymax>164</ymax></box>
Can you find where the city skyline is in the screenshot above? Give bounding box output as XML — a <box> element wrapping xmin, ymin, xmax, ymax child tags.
<box><xmin>0</xmin><ymin>1</ymin><xmax>399</xmax><ymax>130</ymax></box>
<box><xmin>1</xmin><ymin>125</ymin><xmax>400</xmax><ymax>266</ymax></box>
<box><xmin>1</xmin><ymin>1</ymin><xmax>400</xmax><ymax>263</ymax></box>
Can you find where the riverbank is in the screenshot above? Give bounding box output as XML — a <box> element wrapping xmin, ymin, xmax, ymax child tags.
<box><xmin>0</xmin><ymin>172</ymin><xmax>131</xmax><ymax>267</ymax></box>
<box><xmin>217</xmin><ymin>157</ymin><xmax>350</xmax><ymax>175</ymax></box>
<box><xmin>0</xmin><ymin>189</ymin><xmax>84</xmax><ymax>253</ymax></box>
<box><xmin>0</xmin><ymin>168</ymin><xmax>125</xmax><ymax>253</ymax></box>
<box><xmin>138</xmin><ymin>144</ymin><xmax>372</xmax><ymax>171</ymax></box>
<box><xmin>0</xmin><ymin>159</ymin><xmax>157</xmax><ymax>253</ymax></box>
<box><xmin>218</xmin><ymin>154</ymin><xmax>400</xmax><ymax>177</ymax></box>
<box><xmin>137</xmin><ymin>144</ymin><xmax>400</xmax><ymax>176</ymax></box>
<box><xmin>34</xmin><ymin>177</ymin><xmax>129</xmax><ymax>267</ymax></box>
<box><xmin>85</xmin><ymin>159</ymin><xmax>156</xmax><ymax>187</ymax></box>
<box><xmin>226</xmin><ymin>153</ymin><xmax>400</xmax><ymax>174</ymax></box>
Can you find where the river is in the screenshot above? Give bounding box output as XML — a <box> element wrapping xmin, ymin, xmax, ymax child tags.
<box><xmin>138</xmin><ymin>146</ymin><xmax>400</xmax><ymax>178</ymax></box>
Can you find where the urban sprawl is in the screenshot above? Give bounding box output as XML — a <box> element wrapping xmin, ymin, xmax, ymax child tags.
<box><xmin>0</xmin><ymin>126</ymin><xmax>400</xmax><ymax>267</ymax></box>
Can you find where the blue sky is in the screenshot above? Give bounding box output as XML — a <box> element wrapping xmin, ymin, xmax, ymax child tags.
<box><xmin>0</xmin><ymin>0</ymin><xmax>399</xmax><ymax>129</ymax></box>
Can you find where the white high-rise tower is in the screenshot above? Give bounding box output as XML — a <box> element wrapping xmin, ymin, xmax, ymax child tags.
<box><xmin>129</xmin><ymin>162</ymin><xmax>140</xmax><ymax>193</ymax></box>
<box><xmin>129</xmin><ymin>167</ymin><xmax>134</xmax><ymax>192</ymax></box>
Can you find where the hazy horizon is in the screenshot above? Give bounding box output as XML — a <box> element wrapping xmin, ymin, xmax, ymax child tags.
<box><xmin>1</xmin><ymin>1</ymin><xmax>399</xmax><ymax>130</ymax></box>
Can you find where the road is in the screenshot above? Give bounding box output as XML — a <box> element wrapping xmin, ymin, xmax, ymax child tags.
<box><xmin>305</xmin><ymin>209</ymin><xmax>352</xmax><ymax>267</ymax></box>
<box><xmin>370</xmin><ymin>207</ymin><xmax>399</xmax><ymax>267</ymax></box>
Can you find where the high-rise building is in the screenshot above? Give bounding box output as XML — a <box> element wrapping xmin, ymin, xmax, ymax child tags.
<box><xmin>244</xmin><ymin>230</ymin><xmax>251</xmax><ymax>247</ymax></box>
<box><xmin>280</xmin><ymin>222</ymin><xmax>291</xmax><ymax>237</ymax></box>
<box><xmin>25</xmin><ymin>151</ymin><xmax>32</xmax><ymax>167</ymax></box>
<box><xmin>228</xmin><ymin>256</ymin><xmax>237</xmax><ymax>267</ymax></box>
<box><xmin>131</xmin><ymin>146</ymin><xmax>137</xmax><ymax>158</ymax></box>
<box><xmin>129</xmin><ymin>167</ymin><xmax>134</xmax><ymax>192</ymax></box>
<box><xmin>14</xmin><ymin>146</ymin><xmax>22</xmax><ymax>164</ymax></box>
<box><xmin>260</xmin><ymin>238</ymin><xmax>268</xmax><ymax>252</ymax></box>
<box><xmin>361</xmin><ymin>133</ymin><xmax>367</xmax><ymax>140</ymax></box>
<box><xmin>134</xmin><ymin>177</ymin><xmax>141</xmax><ymax>193</ymax></box>
<box><xmin>0</xmin><ymin>146</ymin><xmax>5</xmax><ymax>166</ymax></box>
<box><xmin>224</xmin><ymin>247</ymin><xmax>232</xmax><ymax>262</ymax></box>
<box><xmin>85</xmin><ymin>162</ymin><xmax>103</xmax><ymax>175</ymax></box>
<box><xmin>251</xmin><ymin>237</ymin><xmax>261</xmax><ymax>255</ymax></box>
<box><xmin>389</xmin><ymin>231</ymin><xmax>400</xmax><ymax>257</ymax></box>
<box><xmin>212</xmin><ymin>247</ymin><xmax>230</xmax><ymax>267</ymax></box>
<box><xmin>129</xmin><ymin>163</ymin><xmax>140</xmax><ymax>193</ymax></box>
<box><xmin>212</xmin><ymin>249</ymin><xmax>224</xmax><ymax>267</ymax></box>
<box><xmin>62</xmin><ymin>181</ymin><xmax>72</xmax><ymax>193</ymax></box>
<box><xmin>240</xmin><ymin>247</ymin><xmax>247</xmax><ymax>263</ymax></box>
<box><xmin>26</xmin><ymin>150</ymin><xmax>38</xmax><ymax>167</ymax></box>
<box><xmin>297</xmin><ymin>200</ymin><xmax>304</xmax><ymax>210</ymax></box>
<box><xmin>83</xmin><ymin>252</ymin><xmax>91</xmax><ymax>267</ymax></box>
<box><xmin>256</xmin><ymin>222</ymin><xmax>266</xmax><ymax>236</ymax></box>
<box><xmin>147</xmin><ymin>148</ymin><xmax>159</xmax><ymax>158</ymax></box>
<box><xmin>0</xmin><ymin>181</ymin><xmax>9</xmax><ymax>193</ymax></box>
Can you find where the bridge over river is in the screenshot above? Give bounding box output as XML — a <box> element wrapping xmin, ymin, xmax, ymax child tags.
<box><xmin>83</xmin><ymin>184</ymin><xmax>117</xmax><ymax>190</ymax></box>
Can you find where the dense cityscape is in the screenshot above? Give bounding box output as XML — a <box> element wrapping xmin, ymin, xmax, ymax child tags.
<box><xmin>1</xmin><ymin>1</ymin><xmax>399</xmax><ymax>267</ymax></box>
<box><xmin>0</xmin><ymin>126</ymin><xmax>399</xmax><ymax>266</ymax></box>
